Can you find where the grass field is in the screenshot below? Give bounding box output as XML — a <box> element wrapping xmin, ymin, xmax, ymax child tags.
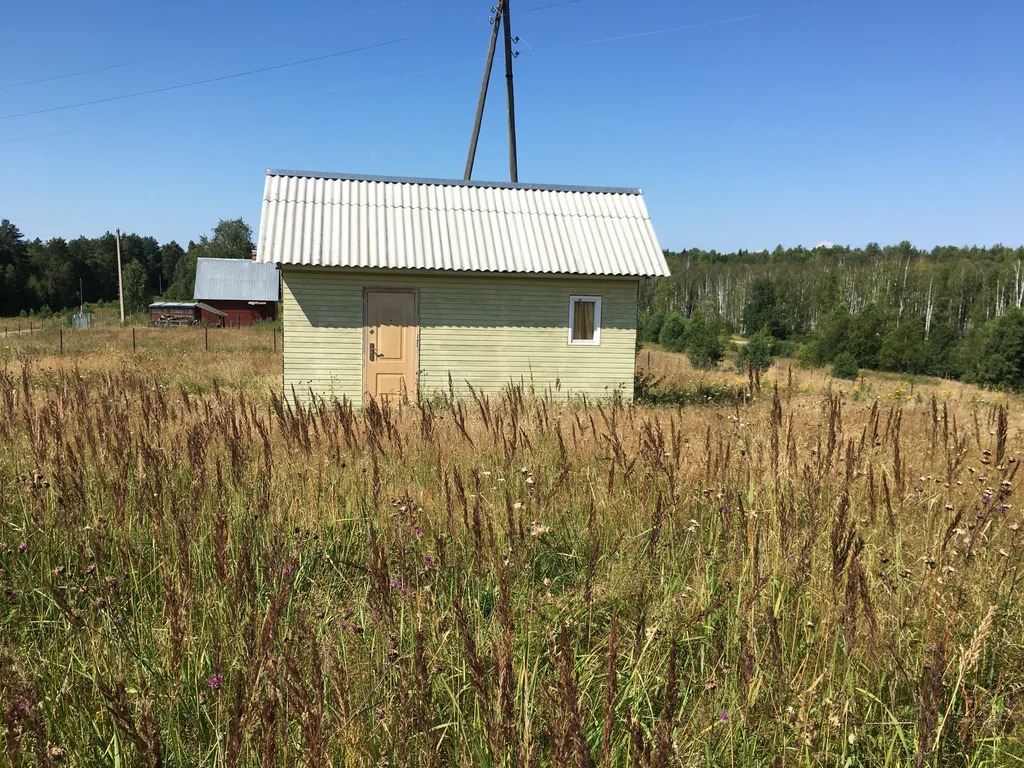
<box><xmin>1</xmin><ymin>326</ymin><xmax>1023</xmax><ymax>766</ymax></box>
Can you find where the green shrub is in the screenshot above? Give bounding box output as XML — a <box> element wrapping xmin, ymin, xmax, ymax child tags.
<box><xmin>637</xmin><ymin>379</ymin><xmax>745</xmax><ymax>407</ymax></box>
<box><xmin>736</xmin><ymin>331</ymin><xmax>774</xmax><ymax>374</ymax></box>
<box><xmin>831</xmin><ymin>352</ymin><xmax>859</xmax><ymax>380</ymax></box>
<box><xmin>637</xmin><ymin>311</ymin><xmax>666</xmax><ymax>344</ymax></box>
<box><xmin>658</xmin><ymin>312</ymin><xmax>688</xmax><ymax>352</ymax></box>
<box><xmin>686</xmin><ymin>313</ymin><xmax>724</xmax><ymax>370</ymax></box>
<box><xmin>769</xmin><ymin>338</ymin><xmax>800</xmax><ymax>358</ymax></box>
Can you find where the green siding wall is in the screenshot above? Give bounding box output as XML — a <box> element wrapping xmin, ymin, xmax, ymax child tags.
<box><xmin>281</xmin><ymin>267</ymin><xmax>638</xmax><ymax>403</ymax></box>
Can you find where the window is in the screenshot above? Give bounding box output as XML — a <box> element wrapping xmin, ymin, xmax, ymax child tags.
<box><xmin>568</xmin><ymin>295</ymin><xmax>602</xmax><ymax>345</ymax></box>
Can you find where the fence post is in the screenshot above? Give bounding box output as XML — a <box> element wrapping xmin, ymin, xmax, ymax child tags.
<box><xmin>205</xmin><ymin>326</ymin><xmax>209</xmax><ymax>352</ymax></box>
<box><xmin>273</xmin><ymin>328</ymin><xmax>277</xmax><ymax>352</ymax></box>
<box><xmin>60</xmin><ymin>328</ymin><xmax>63</xmax><ymax>355</ymax></box>
<box><xmin>132</xmin><ymin>327</ymin><xmax>136</xmax><ymax>353</ymax></box>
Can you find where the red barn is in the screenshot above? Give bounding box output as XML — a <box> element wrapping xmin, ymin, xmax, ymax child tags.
<box><xmin>148</xmin><ymin>301</ymin><xmax>227</xmax><ymax>326</ymax></box>
<box><xmin>193</xmin><ymin>258</ymin><xmax>280</xmax><ymax>327</ymax></box>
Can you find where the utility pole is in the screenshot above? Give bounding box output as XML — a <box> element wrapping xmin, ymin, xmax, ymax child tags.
<box><xmin>79</xmin><ymin>278</ymin><xmax>83</xmax><ymax>315</ymax></box>
<box><xmin>464</xmin><ymin>0</ymin><xmax>505</xmax><ymax>180</ymax></box>
<box><xmin>502</xmin><ymin>0</ymin><xmax>518</xmax><ymax>182</ymax></box>
<box><xmin>115</xmin><ymin>228</ymin><xmax>125</xmax><ymax>323</ymax></box>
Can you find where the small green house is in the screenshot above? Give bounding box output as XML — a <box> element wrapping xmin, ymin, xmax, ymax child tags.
<box><xmin>256</xmin><ymin>169</ymin><xmax>668</xmax><ymax>404</ymax></box>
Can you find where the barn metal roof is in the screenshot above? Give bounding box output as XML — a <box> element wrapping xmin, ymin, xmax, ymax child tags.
<box><xmin>256</xmin><ymin>169</ymin><xmax>669</xmax><ymax>277</ymax></box>
<box><xmin>193</xmin><ymin>258</ymin><xmax>280</xmax><ymax>302</ymax></box>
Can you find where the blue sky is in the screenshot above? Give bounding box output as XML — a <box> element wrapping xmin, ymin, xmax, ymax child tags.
<box><xmin>2</xmin><ymin>0</ymin><xmax>1021</xmax><ymax>252</ymax></box>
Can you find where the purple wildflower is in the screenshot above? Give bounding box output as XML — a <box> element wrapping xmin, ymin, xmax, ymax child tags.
<box><xmin>389</xmin><ymin>578</ymin><xmax>400</xmax><ymax>589</ymax></box>
<box><xmin>208</xmin><ymin>673</ymin><xmax>224</xmax><ymax>691</ymax></box>
<box><xmin>413</xmin><ymin>525</ymin><xmax>424</xmax><ymax>536</ymax></box>
<box><xmin>282</xmin><ymin>564</ymin><xmax>294</xmax><ymax>576</ymax></box>
<box><xmin>17</xmin><ymin>542</ymin><xmax>27</xmax><ymax>554</ymax></box>
<box><xmin>17</xmin><ymin>699</ymin><xmax>32</xmax><ymax>712</ymax></box>
<box><xmin>719</xmin><ymin>711</ymin><xmax>729</xmax><ymax>722</ymax></box>
<box><xmin>998</xmin><ymin>504</ymin><xmax>1009</xmax><ymax>515</ymax></box>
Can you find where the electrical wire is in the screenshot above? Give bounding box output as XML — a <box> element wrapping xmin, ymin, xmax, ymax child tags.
<box><xmin>0</xmin><ymin>129</ymin><xmax>84</xmax><ymax>143</ymax></box>
<box><xmin>542</xmin><ymin>0</ymin><xmax>849</xmax><ymax>51</ymax></box>
<box><xmin>4</xmin><ymin>216</ymin><xmax>107</xmax><ymax>233</ymax></box>
<box><xmin>0</xmin><ymin>59</ymin><xmax>149</xmax><ymax>91</ymax></box>
<box><xmin>0</xmin><ymin>0</ymin><xmax>580</xmax><ymax>122</ymax></box>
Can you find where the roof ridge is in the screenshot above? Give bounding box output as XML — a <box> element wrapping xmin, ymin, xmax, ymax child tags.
<box><xmin>266</xmin><ymin>169</ymin><xmax>642</xmax><ymax>196</ymax></box>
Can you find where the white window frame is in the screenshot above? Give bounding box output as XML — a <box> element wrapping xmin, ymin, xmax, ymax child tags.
<box><xmin>568</xmin><ymin>295</ymin><xmax>602</xmax><ymax>346</ymax></box>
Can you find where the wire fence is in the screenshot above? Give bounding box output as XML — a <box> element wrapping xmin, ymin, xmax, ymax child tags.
<box><xmin>0</xmin><ymin>322</ymin><xmax>280</xmax><ymax>358</ymax></box>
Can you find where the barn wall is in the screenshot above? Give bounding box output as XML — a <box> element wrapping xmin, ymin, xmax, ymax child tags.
<box><xmin>281</xmin><ymin>267</ymin><xmax>638</xmax><ymax>404</ymax></box>
<box><xmin>205</xmin><ymin>300</ymin><xmax>277</xmax><ymax>327</ymax></box>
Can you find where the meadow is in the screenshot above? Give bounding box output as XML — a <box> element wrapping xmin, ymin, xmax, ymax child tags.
<box><xmin>1</xmin><ymin>324</ymin><xmax>1023</xmax><ymax>766</ymax></box>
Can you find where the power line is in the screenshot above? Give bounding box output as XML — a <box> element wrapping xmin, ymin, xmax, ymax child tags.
<box><xmin>0</xmin><ymin>32</ymin><xmax>454</xmax><ymax>121</ymax></box>
<box><xmin>0</xmin><ymin>59</ymin><xmax>149</xmax><ymax>91</ymax></box>
<box><xmin>4</xmin><ymin>216</ymin><xmax>107</xmax><ymax>233</ymax></box>
<box><xmin>0</xmin><ymin>0</ymin><xmax>580</xmax><ymax>122</ymax></box>
<box><xmin>542</xmin><ymin>0</ymin><xmax>849</xmax><ymax>51</ymax></box>
<box><xmin>0</xmin><ymin>129</ymin><xmax>84</xmax><ymax>144</ymax></box>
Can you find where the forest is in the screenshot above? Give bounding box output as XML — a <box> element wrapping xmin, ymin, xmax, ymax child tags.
<box><xmin>0</xmin><ymin>218</ymin><xmax>254</xmax><ymax>317</ymax></box>
<box><xmin>638</xmin><ymin>241</ymin><xmax>1024</xmax><ymax>390</ymax></box>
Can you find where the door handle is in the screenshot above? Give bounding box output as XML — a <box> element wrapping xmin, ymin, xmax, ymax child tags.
<box><xmin>369</xmin><ymin>342</ymin><xmax>377</xmax><ymax>361</ymax></box>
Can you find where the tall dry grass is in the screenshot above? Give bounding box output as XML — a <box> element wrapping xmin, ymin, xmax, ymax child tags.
<box><xmin>0</xmin><ymin>351</ymin><xmax>1022</xmax><ymax>766</ymax></box>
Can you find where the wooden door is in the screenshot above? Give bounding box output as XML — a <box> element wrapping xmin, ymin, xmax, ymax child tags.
<box><xmin>363</xmin><ymin>289</ymin><xmax>418</xmax><ymax>403</ymax></box>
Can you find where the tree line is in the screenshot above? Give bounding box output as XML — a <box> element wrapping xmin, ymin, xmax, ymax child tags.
<box><xmin>640</xmin><ymin>241</ymin><xmax>1024</xmax><ymax>391</ymax></box>
<box><xmin>0</xmin><ymin>218</ymin><xmax>255</xmax><ymax>317</ymax></box>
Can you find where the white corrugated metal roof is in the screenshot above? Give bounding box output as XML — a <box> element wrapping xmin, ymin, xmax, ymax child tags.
<box><xmin>256</xmin><ymin>170</ymin><xmax>669</xmax><ymax>277</ymax></box>
<box><xmin>193</xmin><ymin>258</ymin><xmax>280</xmax><ymax>302</ymax></box>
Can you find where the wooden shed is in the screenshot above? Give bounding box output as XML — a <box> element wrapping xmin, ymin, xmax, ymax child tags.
<box><xmin>256</xmin><ymin>170</ymin><xmax>668</xmax><ymax>404</ymax></box>
<box><xmin>148</xmin><ymin>301</ymin><xmax>226</xmax><ymax>327</ymax></box>
<box><xmin>193</xmin><ymin>257</ymin><xmax>280</xmax><ymax>327</ymax></box>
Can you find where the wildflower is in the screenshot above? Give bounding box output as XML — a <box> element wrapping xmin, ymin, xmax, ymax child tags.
<box><xmin>208</xmin><ymin>673</ymin><xmax>224</xmax><ymax>691</ymax></box>
<box><xmin>17</xmin><ymin>699</ymin><xmax>32</xmax><ymax>712</ymax></box>
<box><xmin>719</xmin><ymin>711</ymin><xmax>729</xmax><ymax>722</ymax></box>
<box><xmin>390</xmin><ymin>578</ymin><xmax>400</xmax><ymax>589</ymax></box>
<box><xmin>281</xmin><ymin>564</ymin><xmax>294</xmax><ymax>576</ymax></box>
<box><xmin>17</xmin><ymin>542</ymin><xmax>27</xmax><ymax>554</ymax></box>
<box><xmin>413</xmin><ymin>525</ymin><xmax>424</xmax><ymax>536</ymax></box>
<box><xmin>529</xmin><ymin>521</ymin><xmax>552</xmax><ymax>537</ymax></box>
